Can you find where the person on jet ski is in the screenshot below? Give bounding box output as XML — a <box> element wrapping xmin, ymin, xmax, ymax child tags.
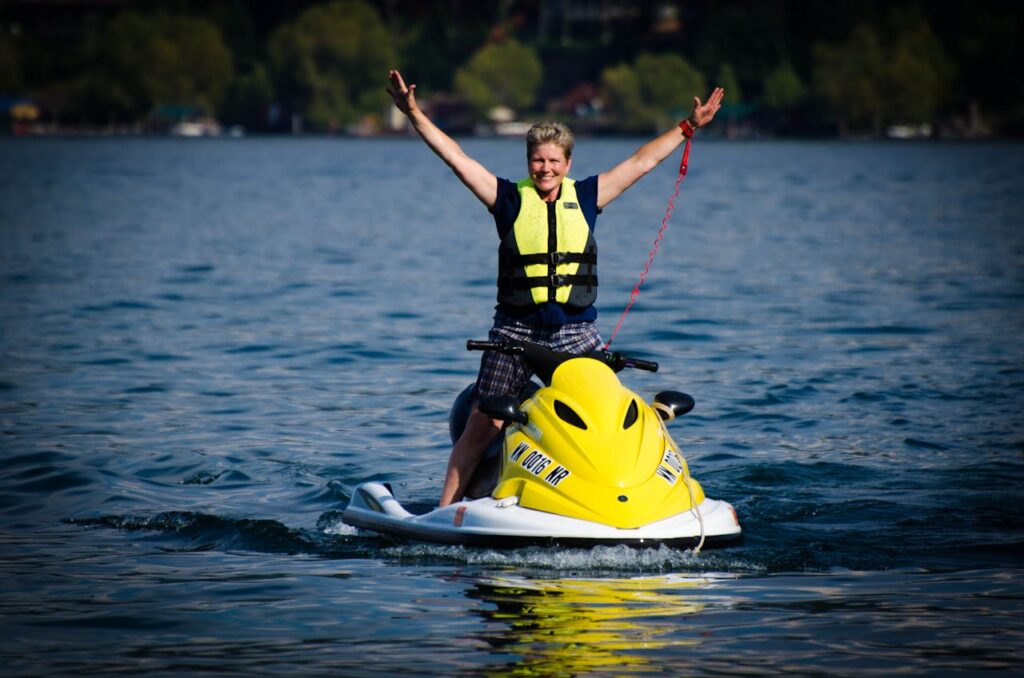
<box><xmin>387</xmin><ymin>69</ymin><xmax>723</xmax><ymax>507</ymax></box>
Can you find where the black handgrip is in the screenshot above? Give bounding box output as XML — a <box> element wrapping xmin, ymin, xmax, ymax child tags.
<box><xmin>466</xmin><ymin>340</ymin><xmax>522</xmax><ymax>355</ymax></box>
<box><xmin>624</xmin><ymin>357</ymin><xmax>659</xmax><ymax>372</ymax></box>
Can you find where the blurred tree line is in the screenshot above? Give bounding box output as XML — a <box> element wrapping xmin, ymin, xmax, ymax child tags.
<box><xmin>0</xmin><ymin>0</ymin><xmax>1020</xmax><ymax>137</ymax></box>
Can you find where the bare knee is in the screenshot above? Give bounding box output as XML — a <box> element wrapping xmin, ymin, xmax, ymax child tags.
<box><xmin>460</xmin><ymin>407</ymin><xmax>502</xmax><ymax>443</ymax></box>
<box><xmin>441</xmin><ymin>407</ymin><xmax>502</xmax><ymax>507</ymax></box>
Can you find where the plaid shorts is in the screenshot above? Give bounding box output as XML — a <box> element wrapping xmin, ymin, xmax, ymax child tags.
<box><xmin>475</xmin><ymin>318</ymin><xmax>603</xmax><ymax>398</ymax></box>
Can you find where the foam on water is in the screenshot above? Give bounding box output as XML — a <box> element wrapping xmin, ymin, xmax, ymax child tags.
<box><xmin>378</xmin><ymin>542</ymin><xmax>766</xmax><ymax>574</ymax></box>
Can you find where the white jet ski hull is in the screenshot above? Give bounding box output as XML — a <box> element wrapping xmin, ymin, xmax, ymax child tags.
<box><xmin>342</xmin><ymin>482</ymin><xmax>742</xmax><ymax>548</ymax></box>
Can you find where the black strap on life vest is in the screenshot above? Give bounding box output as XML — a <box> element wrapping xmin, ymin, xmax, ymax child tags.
<box><xmin>498</xmin><ymin>273</ymin><xmax>599</xmax><ymax>290</ymax></box>
<box><xmin>499</xmin><ymin>251</ymin><xmax>597</xmax><ymax>267</ymax></box>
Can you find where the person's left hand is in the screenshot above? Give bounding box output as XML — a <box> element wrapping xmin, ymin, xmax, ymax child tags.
<box><xmin>689</xmin><ymin>87</ymin><xmax>725</xmax><ymax>128</ymax></box>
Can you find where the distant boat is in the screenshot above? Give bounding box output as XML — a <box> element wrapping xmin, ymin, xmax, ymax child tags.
<box><xmin>170</xmin><ymin>120</ymin><xmax>222</xmax><ymax>137</ymax></box>
<box><xmin>494</xmin><ymin>121</ymin><xmax>533</xmax><ymax>137</ymax></box>
<box><xmin>886</xmin><ymin>123</ymin><xmax>932</xmax><ymax>140</ymax></box>
<box><xmin>149</xmin><ymin>105</ymin><xmax>223</xmax><ymax>137</ymax></box>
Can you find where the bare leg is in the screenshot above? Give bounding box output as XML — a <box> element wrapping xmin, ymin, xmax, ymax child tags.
<box><xmin>439</xmin><ymin>406</ymin><xmax>502</xmax><ymax>507</ymax></box>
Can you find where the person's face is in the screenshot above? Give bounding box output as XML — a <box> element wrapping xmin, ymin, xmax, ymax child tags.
<box><xmin>528</xmin><ymin>142</ymin><xmax>572</xmax><ymax>200</ymax></box>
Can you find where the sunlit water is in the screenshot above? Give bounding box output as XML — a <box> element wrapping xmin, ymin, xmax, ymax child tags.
<box><xmin>1</xmin><ymin>136</ymin><xmax>1022</xmax><ymax>674</ymax></box>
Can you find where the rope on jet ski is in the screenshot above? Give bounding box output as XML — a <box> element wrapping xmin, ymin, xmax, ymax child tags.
<box><xmin>681</xmin><ymin>462</ymin><xmax>707</xmax><ymax>554</ymax></box>
<box><xmin>690</xmin><ymin>487</ymin><xmax>707</xmax><ymax>554</ymax></box>
<box><xmin>604</xmin><ymin>123</ymin><xmax>694</xmax><ymax>349</ymax></box>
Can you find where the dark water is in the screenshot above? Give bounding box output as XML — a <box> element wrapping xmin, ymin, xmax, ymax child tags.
<box><xmin>1</xmin><ymin>136</ymin><xmax>1022</xmax><ymax>675</ymax></box>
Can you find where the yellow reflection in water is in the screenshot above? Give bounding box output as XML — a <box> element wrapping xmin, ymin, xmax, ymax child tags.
<box><xmin>468</xmin><ymin>573</ymin><xmax>718</xmax><ymax>675</ymax></box>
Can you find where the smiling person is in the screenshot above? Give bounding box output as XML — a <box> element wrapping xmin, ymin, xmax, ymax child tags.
<box><xmin>386</xmin><ymin>69</ymin><xmax>723</xmax><ymax>507</ymax></box>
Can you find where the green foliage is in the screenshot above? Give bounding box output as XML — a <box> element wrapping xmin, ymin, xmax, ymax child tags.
<box><xmin>601</xmin><ymin>63</ymin><xmax>645</xmax><ymax>126</ymax></box>
<box><xmin>63</xmin><ymin>12</ymin><xmax>233</xmax><ymax>123</ymax></box>
<box><xmin>222</xmin><ymin>64</ymin><xmax>274</xmax><ymax>129</ymax></box>
<box><xmin>125</xmin><ymin>13</ymin><xmax>228</xmax><ymax>114</ymax></box>
<box><xmin>268</xmin><ymin>0</ymin><xmax>395</xmax><ymax>130</ymax></box>
<box><xmin>395</xmin><ymin>4</ymin><xmax>498</xmax><ymax>95</ymax></box>
<box><xmin>6</xmin><ymin>1</ymin><xmax>1020</xmax><ymax>135</ymax></box>
<box><xmin>763</xmin><ymin>62</ymin><xmax>805</xmax><ymax>109</ymax></box>
<box><xmin>882</xmin><ymin>15</ymin><xmax>955</xmax><ymax>124</ymax></box>
<box><xmin>454</xmin><ymin>39</ymin><xmax>542</xmax><ymax>114</ymax></box>
<box><xmin>813</xmin><ymin>25</ymin><xmax>887</xmax><ymax>134</ymax></box>
<box><xmin>165</xmin><ymin>17</ymin><xmax>234</xmax><ymax>111</ymax></box>
<box><xmin>814</xmin><ymin>10</ymin><xmax>955</xmax><ymax>135</ymax></box>
<box><xmin>601</xmin><ymin>53</ymin><xmax>705</xmax><ymax>131</ymax></box>
<box><xmin>0</xmin><ymin>34</ymin><xmax>23</xmax><ymax>92</ymax></box>
<box><xmin>716</xmin><ymin>64</ymin><xmax>742</xmax><ymax>105</ymax></box>
<box><xmin>636</xmin><ymin>53</ymin><xmax>706</xmax><ymax>117</ymax></box>
<box><xmin>694</xmin><ymin>2</ymin><xmax>788</xmax><ymax>106</ymax></box>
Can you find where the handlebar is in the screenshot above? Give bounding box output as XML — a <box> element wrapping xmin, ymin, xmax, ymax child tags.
<box><xmin>603</xmin><ymin>351</ymin><xmax>659</xmax><ymax>373</ymax></box>
<box><xmin>466</xmin><ymin>340</ymin><xmax>519</xmax><ymax>353</ymax></box>
<box><xmin>466</xmin><ymin>339</ymin><xmax>658</xmax><ymax>373</ymax></box>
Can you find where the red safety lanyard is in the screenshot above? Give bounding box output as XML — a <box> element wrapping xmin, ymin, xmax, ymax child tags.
<box><xmin>604</xmin><ymin>127</ymin><xmax>693</xmax><ymax>349</ymax></box>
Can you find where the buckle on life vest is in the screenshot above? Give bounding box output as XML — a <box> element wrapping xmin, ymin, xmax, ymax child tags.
<box><xmin>498</xmin><ymin>273</ymin><xmax>597</xmax><ymax>291</ymax></box>
<box><xmin>549</xmin><ymin>274</ymin><xmax>569</xmax><ymax>287</ymax></box>
<box><xmin>503</xmin><ymin>252</ymin><xmax>596</xmax><ymax>267</ymax></box>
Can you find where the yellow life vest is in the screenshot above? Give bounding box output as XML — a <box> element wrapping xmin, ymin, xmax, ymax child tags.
<box><xmin>497</xmin><ymin>178</ymin><xmax>598</xmax><ymax>308</ymax></box>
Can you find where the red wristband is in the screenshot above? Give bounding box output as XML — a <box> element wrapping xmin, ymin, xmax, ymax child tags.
<box><xmin>678</xmin><ymin>119</ymin><xmax>695</xmax><ymax>138</ymax></box>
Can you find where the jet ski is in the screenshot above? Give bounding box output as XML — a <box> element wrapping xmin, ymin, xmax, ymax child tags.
<box><xmin>343</xmin><ymin>339</ymin><xmax>742</xmax><ymax>549</ymax></box>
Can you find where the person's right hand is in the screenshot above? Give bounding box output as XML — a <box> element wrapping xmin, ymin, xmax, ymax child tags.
<box><xmin>387</xmin><ymin>69</ymin><xmax>418</xmax><ymax>116</ymax></box>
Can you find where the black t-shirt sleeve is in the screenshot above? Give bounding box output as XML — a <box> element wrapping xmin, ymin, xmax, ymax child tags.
<box><xmin>575</xmin><ymin>175</ymin><xmax>601</xmax><ymax>230</ymax></box>
<box><xmin>490</xmin><ymin>177</ymin><xmax>521</xmax><ymax>240</ymax></box>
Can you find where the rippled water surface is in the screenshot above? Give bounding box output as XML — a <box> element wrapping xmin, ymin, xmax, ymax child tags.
<box><xmin>2</xmin><ymin>137</ymin><xmax>1022</xmax><ymax>675</ymax></box>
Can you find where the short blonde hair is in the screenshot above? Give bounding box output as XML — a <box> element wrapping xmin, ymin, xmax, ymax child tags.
<box><xmin>526</xmin><ymin>121</ymin><xmax>575</xmax><ymax>159</ymax></box>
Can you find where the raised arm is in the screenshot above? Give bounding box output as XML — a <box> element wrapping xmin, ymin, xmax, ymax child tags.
<box><xmin>597</xmin><ymin>87</ymin><xmax>724</xmax><ymax>209</ymax></box>
<box><xmin>388</xmin><ymin>69</ymin><xmax>498</xmax><ymax>208</ymax></box>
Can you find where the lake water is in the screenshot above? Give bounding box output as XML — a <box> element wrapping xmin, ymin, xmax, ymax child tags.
<box><xmin>1</xmin><ymin>136</ymin><xmax>1022</xmax><ymax>675</ymax></box>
